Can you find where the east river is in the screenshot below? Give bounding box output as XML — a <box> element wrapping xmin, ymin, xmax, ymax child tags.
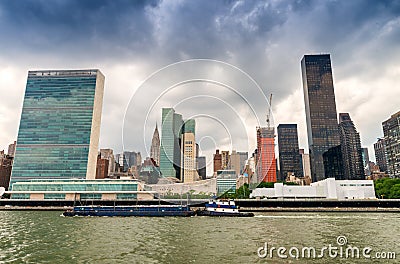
<box><xmin>0</xmin><ymin>211</ymin><xmax>399</xmax><ymax>263</ymax></box>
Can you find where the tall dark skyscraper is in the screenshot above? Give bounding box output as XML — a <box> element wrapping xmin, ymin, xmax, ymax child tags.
<box><xmin>338</xmin><ymin>113</ymin><xmax>364</xmax><ymax>179</ymax></box>
<box><xmin>301</xmin><ymin>54</ymin><xmax>341</xmax><ymax>182</ymax></box>
<box><xmin>382</xmin><ymin>111</ymin><xmax>400</xmax><ymax>177</ymax></box>
<box><xmin>277</xmin><ymin>124</ymin><xmax>302</xmax><ymax>181</ymax></box>
<box><xmin>374</xmin><ymin>137</ymin><xmax>388</xmax><ymax>173</ymax></box>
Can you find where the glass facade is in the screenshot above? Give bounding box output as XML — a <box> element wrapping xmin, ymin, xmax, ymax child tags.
<box><xmin>160</xmin><ymin>108</ymin><xmax>177</xmax><ymax>178</ymax></box>
<box><xmin>216</xmin><ymin>178</ymin><xmax>236</xmax><ymax>195</ymax></box>
<box><xmin>183</xmin><ymin>119</ymin><xmax>195</xmax><ymax>134</ymax></box>
<box><xmin>116</xmin><ymin>193</ymin><xmax>137</xmax><ymax>199</ymax></box>
<box><xmin>277</xmin><ymin>124</ymin><xmax>303</xmax><ymax>181</ymax></box>
<box><xmin>11</xmin><ymin>179</ymin><xmax>139</xmax><ymax>200</ymax></box>
<box><xmin>12</xmin><ymin>179</ymin><xmax>138</xmax><ymax>191</ymax></box>
<box><xmin>44</xmin><ymin>193</ymin><xmax>66</xmax><ymax>199</ymax></box>
<box><xmin>10</xmin><ymin>70</ymin><xmax>104</xmax><ymax>187</ymax></box>
<box><xmin>159</xmin><ymin>108</ymin><xmax>183</xmax><ymax>179</ymax></box>
<box><xmin>323</xmin><ymin>145</ymin><xmax>344</xmax><ymax>179</ymax></box>
<box><xmin>301</xmin><ymin>54</ymin><xmax>341</xmax><ymax>182</ymax></box>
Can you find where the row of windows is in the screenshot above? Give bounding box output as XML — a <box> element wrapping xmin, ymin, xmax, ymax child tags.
<box><xmin>12</xmin><ymin>183</ymin><xmax>138</xmax><ymax>192</ymax></box>
<box><xmin>339</xmin><ymin>184</ymin><xmax>373</xmax><ymax>187</ymax></box>
<box><xmin>11</xmin><ymin>145</ymin><xmax>90</xmax><ymax>180</ymax></box>
<box><xmin>24</xmin><ymin>95</ymin><xmax>96</xmax><ymax>106</ymax></box>
<box><xmin>17</xmin><ymin>139</ymin><xmax>91</xmax><ymax>145</ymax></box>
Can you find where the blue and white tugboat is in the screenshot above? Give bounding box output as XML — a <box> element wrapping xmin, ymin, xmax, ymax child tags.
<box><xmin>196</xmin><ymin>200</ymin><xmax>254</xmax><ymax>217</ymax></box>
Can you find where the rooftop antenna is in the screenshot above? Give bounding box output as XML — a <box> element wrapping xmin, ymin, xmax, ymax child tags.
<box><xmin>266</xmin><ymin>93</ymin><xmax>273</xmax><ymax>129</ymax></box>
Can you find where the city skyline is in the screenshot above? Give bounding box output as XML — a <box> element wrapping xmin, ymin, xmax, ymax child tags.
<box><xmin>1</xmin><ymin>1</ymin><xmax>400</xmax><ymax>164</ymax></box>
<box><xmin>1</xmin><ymin>2</ymin><xmax>399</xmax><ymax>263</ymax></box>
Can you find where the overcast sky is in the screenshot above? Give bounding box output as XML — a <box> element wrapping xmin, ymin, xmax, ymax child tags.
<box><xmin>1</xmin><ymin>0</ymin><xmax>400</xmax><ymax>174</ymax></box>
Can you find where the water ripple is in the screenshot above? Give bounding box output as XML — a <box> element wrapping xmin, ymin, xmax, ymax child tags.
<box><xmin>0</xmin><ymin>211</ymin><xmax>398</xmax><ymax>263</ymax></box>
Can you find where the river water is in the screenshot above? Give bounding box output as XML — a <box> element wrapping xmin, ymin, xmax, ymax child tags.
<box><xmin>0</xmin><ymin>211</ymin><xmax>398</xmax><ymax>263</ymax></box>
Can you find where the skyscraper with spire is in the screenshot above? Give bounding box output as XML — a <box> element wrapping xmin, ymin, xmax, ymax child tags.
<box><xmin>150</xmin><ymin>123</ymin><xmax>160</xmax><ymax>166</ymax></box>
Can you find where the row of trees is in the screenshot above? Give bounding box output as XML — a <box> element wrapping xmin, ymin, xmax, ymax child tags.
<box><xmin>374</xmin><ymin>178</ymin><xmax>400</xmax><ymax>199</ymax></box>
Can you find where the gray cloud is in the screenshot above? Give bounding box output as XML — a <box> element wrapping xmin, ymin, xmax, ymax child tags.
<box><xmin>0</xmin><ymin>0</ymin><xmax>159</xmax><ymax>61</ymax></box>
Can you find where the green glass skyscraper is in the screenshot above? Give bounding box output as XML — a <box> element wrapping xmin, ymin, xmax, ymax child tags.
<box><xmin>9</xmin><ymin>70</ymin><xmax>104</xmax><ymax>188</ymax></box>
<box><xmin>183</xmin><ymin>119</ymin><xmax>195</xmax><ymax>134</ymax></box>
<box><xmin>159</xmin><ymin>108</ymin><xmax>183</xmax><ymax>179</ymax></box>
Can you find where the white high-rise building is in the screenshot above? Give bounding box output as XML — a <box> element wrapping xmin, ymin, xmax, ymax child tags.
<box><xmin>180</xmin><ymin>132</ymin><xmax>199</xmax><ymax>183</ymax></box>
<box><xmin>300</xmin><ymin>150</ymin><xmax>311</xmax><ymax>179</ymax></box>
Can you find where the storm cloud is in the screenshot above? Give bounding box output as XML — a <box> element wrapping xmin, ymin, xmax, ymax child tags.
<box><xmin>1</xmin><ymin>0</ymin><xmax>400</xmax><ymax>174</ymax></box>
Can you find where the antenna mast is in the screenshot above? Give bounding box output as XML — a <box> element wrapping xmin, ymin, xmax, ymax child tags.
<box><xmin>266</xmin><ymin>93</ymin><xmax>273</xmax><ymax>129</ymax></box>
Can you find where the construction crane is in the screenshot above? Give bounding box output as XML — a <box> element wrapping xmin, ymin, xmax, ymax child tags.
<box><xmin>266</xmin><ymin>93</ymin><xmax>273</xmax><ymax>129</ymax></box>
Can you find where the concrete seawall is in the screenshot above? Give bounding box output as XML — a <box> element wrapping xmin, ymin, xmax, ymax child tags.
<box><xmin>239</xmin><ymin>207</ymin><xmax>400</xmax><ymax>212</ymax></box>
<box><xmin>0</xmin><ymin>198</ymin><xmax>399</xmax><ymax>212</ymax></box>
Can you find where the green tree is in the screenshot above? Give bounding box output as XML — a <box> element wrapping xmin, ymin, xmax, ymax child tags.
<box><xmin>236</xmin><ymin>184</ymin><xmax>250</xmax><ymax>198</ymax></box>
<box><xmin>374</xmin><ymin>178</ymin><xmax>400</xmax><ymax>199</ymax></box>
<box><xmin>389</xmin><ymin>184</ymin><xmax>400</xmax><ymax>199</ymax></box>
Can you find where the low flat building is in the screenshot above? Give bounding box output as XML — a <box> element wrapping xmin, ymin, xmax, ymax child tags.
<box><xmin>7</xmin><ymin>179</ymin><xmax>154</xmax><ymax>200</ymax></box>
<box><xmin>250</xmin><ymin>178</ymin><xmax>376</xmax><ymax>200</ymax></box>
<box><xmin>148</xmin><ymin>178</ymin><xmax>216</xmax><ymax>196</ymax></box>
